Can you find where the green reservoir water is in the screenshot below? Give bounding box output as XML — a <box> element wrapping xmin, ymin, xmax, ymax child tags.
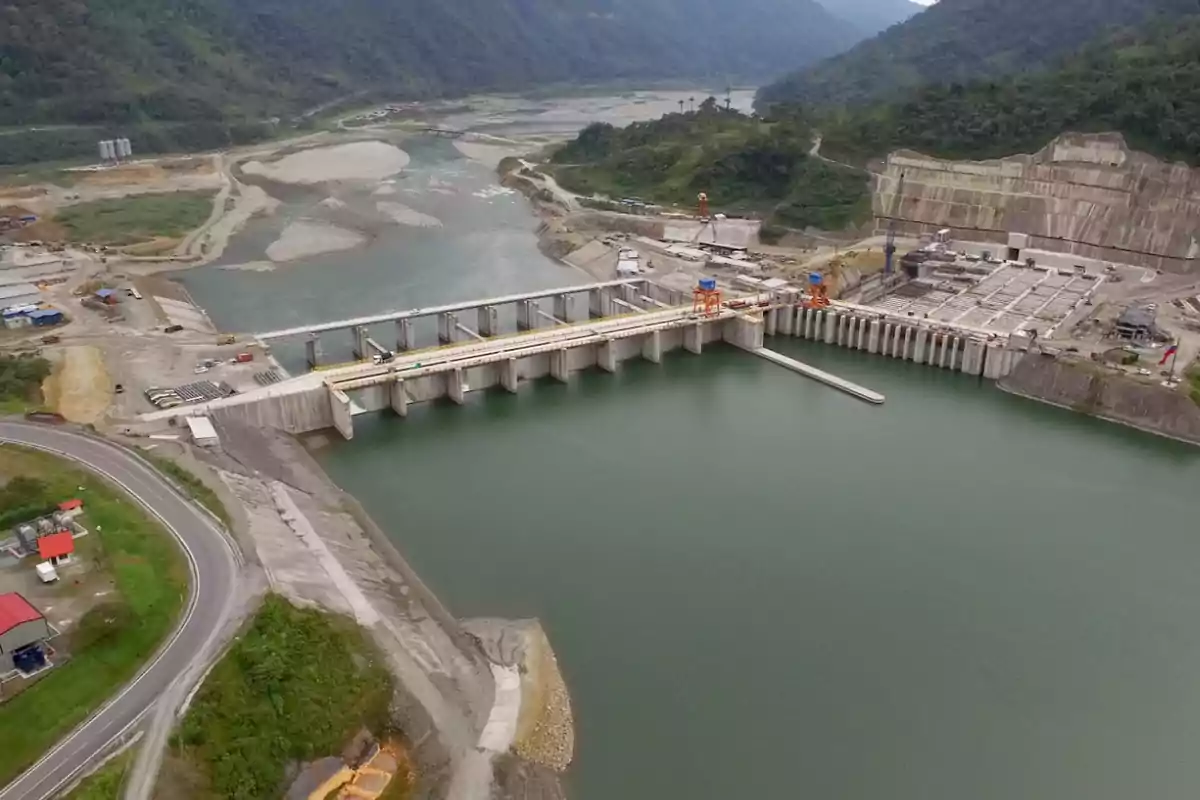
<box><xmin>179</xmin><ymin>92</ymin><xmax>1200</xmax><ymax>800</ymax></box>
<box><xmin>320</xmin><ymin>341</ymin><xmax>1200</xmax><ymax>800</ymax></box>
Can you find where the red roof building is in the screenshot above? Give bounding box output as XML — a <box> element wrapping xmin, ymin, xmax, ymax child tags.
<box><xmin>57</xmin><ymin>499</ymin><xmax>83</xmax><ymax>512</ymax></box>
<box><xmin>37</xmin><ymin>532</ymin><xmax>75</xmax><ymax>561</ymax></box>
<box><xmin>0</xmin><ymin>593</ymin><xmax>43</xmax><ymax>635</ymax></box>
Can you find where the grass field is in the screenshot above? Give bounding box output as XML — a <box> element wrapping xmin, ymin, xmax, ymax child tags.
<box><xmin>171</xmin><ymin>596</ymin><xmax>393</xmax><ymax>799</ymax></box>
<box><xmin>54</xmin><ymin>191</ymin><xmax>215</xmax><ymax>246</ymax></box>
<box><xmin>62</xmin><ymin>751</ymin><xmax>132</xmax><ymax>800</ymax></box>
<box><xmin>138</xmin><ymin>451</ymin><xmax>230</xmax><ymax>527</ymax></box>
<box><xmin>0</xmin><ymin>445</ymin><xmax>188</xmax><ymax>785</ymax></box>
<box><xmin>0</xmin><ymin>354</ymin><xmax>51</xmax><ymax>415</ymax></box>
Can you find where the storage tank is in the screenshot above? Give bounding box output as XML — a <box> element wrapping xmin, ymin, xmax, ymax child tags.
<box><xmin>698</xmin><ymin>278</ymin><xmax>717</xmax><ymax>291</ymax></box>
<box><xmin>118</xmin><ymin>138</ymin><xmax>132</xmax><ymax>158</ymax></box>
<box><xmin>97</xmin><ymin>140</ymin><xmax>108</xmax><ymax>162</ymax></box>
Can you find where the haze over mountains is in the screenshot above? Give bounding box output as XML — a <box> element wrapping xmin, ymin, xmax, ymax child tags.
<box><xmin>817</xmin><ymin>0</ymin><xmax>924</xmax><ymax>36</ymax></box>
<box><xmin>757</xmin><ymin>0</ymin><xmax>1200</xmax><ymax>110</ymax></box>
<box><xmin>0</xmin><ymin>0</ymin><xmax>877</xmax><ymax>127</ymax></box>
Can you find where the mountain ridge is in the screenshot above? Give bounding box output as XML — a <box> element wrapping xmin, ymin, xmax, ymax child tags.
<box><xmin>757</xmin><ymin>0</ymin><xmax>1198</xmax><ymax>111</ymax></box>
<box><xmin>0</xmin><ymin>0</ymin><xmax>862</xmax><ymax>127</ymax></box>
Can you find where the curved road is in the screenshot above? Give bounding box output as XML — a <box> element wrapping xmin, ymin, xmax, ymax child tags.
<box><xmin>0</xmin><ymin>422</ymin><xmax>239</xmax><ymax>800</ymax></box>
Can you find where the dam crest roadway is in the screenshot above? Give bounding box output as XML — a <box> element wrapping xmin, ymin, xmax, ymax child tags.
<box><xmin>144</xmin><ymin>278</ymin><xmax>1032</xmax><ymax>439</ymax></box>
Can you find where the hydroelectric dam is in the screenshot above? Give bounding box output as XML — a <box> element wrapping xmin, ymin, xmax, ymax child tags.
<box><xmin>142</xmin><ymin>278</ymin><xmax>1028</xmax><ymax>439</ymax></box>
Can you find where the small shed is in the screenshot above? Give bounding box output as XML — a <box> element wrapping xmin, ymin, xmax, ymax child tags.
<box><xmin>58</xmin><ymin>499</ymin><xmax>84</xmax><ymax>517</ymax></box>
<box><xmin>36</xmin><ymin>531</ymin><xmax>75</xmax><ymax>566</ymax></box>
<box><xmin>0</xmin><ymin>593</ymin><xmax>50</xmax><ymax>673</ymax></box>
<box><xmin>95</xmin><ymin>289</ymin><xmax>119</xmax><ymax>305</ymax></box>
<box><xmin>29</xmin><ymin>308</ymin><xmax>63</xmax><ymax>327</ymax></box>
<box><xmin>185</xmin><ymin>416</ymin><xmax>220</xmax><ymax>447</ymax></box>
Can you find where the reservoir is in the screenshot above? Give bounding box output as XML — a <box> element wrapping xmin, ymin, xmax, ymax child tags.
<box><xmin>178</xmin><ymin>92</ymin><xmax>1200</xmax><ymax>800</ymax></box>
<box><xmin>320</xmin><ymin>343</ymin><xmax>1200</xmax><ymax>800</ymax></box>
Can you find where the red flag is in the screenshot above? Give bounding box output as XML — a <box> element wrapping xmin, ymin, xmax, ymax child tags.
<box><xmin>1159</xmin><ymin>344</ymin><xmax>1178</xmax><ymax>365</ymax></box>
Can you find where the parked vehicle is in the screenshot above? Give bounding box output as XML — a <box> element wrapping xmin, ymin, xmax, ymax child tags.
<box><xmin>164</xmin><ymin>324</ymin><xmax>184</xmax><ymax>333</ymax></box>
<box><xmin>234</xmin><ymin>352</ymin><xmax>253</xmax><ymax>363</ymax></box>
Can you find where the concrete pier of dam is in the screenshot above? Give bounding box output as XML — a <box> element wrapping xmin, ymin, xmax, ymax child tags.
<box><xmin>143</xmin><ymin>281</ymin><xmax>1027</xmax><ymax>439</ymax></box>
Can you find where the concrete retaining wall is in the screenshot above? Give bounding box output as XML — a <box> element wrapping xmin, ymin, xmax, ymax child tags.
<box><xmin>999</xmin><ymin>355</ymin><xmax>1200</xmax><ymax>445</ymax></box>
<box><xmin>211</xmin><ymin>384</ymin><xmax>332</xmax><ymax>433</ymax></box>
<box><xmin>875</xmin><ymin>132</ymin><xmax>1200</xmax><ymax>272</ymax></box>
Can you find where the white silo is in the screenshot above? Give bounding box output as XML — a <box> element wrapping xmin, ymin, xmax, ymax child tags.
<box><xmin>97</xmin><ymin>140</ymin><xmax>109</xmax><ymax>162</ymax></box>
<box><xmin>101</xmin><ymin>140</ymin><xmax>116</xmax><ymax>162</ymax></box>
<box><xmin>118</xmin><ymin>138</ymin><xmax>132</xmax><ymax>159</ymax></box>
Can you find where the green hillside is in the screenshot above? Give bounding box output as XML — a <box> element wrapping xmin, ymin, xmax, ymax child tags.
<box><xmin>757</xmin><ymin>0</ymin><xmax>1197</xmax><ymax>111</ymax></box>
<box><xmin>818</xmin><ymin>16</ymin><xmax>1200</xmax><ymax>166</ymax></box>
<box><xmin>550</xmin><ymin>101</ymin><xmax>870</xmax><ymax>232</ymax></box>
<box><xmin>0</xmin><ymin>0</ymin><xmax>860</xmax><ymax>128</ymax></box>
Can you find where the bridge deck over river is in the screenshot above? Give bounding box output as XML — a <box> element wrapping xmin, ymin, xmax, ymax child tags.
<box><xmin>143</xmin><ymin>280</ymin><xmax>1025</xmax><ymax>439</ymax></box>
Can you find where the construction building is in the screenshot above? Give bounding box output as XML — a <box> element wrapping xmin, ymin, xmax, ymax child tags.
<box><xmin>1115</xmin><ymin>306</ymin><xmax>1158</xmax><ymax>342</ymax></box>
<box><xmin>0</xmin><ymin>593</ymin><xmax>51</xmax><ymax>674</ymax></box>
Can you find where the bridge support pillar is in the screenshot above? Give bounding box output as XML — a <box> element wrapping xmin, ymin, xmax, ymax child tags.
<box><xmin>764</xmin><ymin>308</ymin><xmax>778</xmax><ymax>336</ymax></box>
<box><xmin>868</xmin><ymin>320</ymin><xmax>881</xmax><ymax>354</ymax></box>
<box><xmin>777</xmin><ymin>305</ymin><xmax>794</xmax><ymax>336</ymax></box>
<box><xmin>883</xmin><ymin>323</ymin><xmax>893</xmax><ymax>355</ymax></box>
<box><xmin>902</xmin><ymin>326</ymin><xmax>913</xmax><ymax>360</ymax></box>
<box><xmin>477</xmin><ymin>306</ymin><xmax>499</xmax><ymax>337</ymax></box>
<box><xmin>501</xmin><ymin>358</ymin><xmax>519</xmax><ymax>392</ymax></box>
<box><xmin>913</xmin><ymin>329</ymin><xmax>929</xmax><ymax>365</ymax></box>
<box><xmin>684</xmin><ymin>323</ymin><xmax>703</xmax><ymax>354</ymax></box>
<box><xmin>447</xmin><ymin>368</ymin><xmax>465</xmax><ymax>404</ymax></box>
<box><xmin>553</xmin><ymin>294</ymin><xmax>573</xmax><ymax>323</ymax></box>
<box><xmin>351</xmin><ymin>326</ymin><xmax>369</xmax><ymax>360</ymax></box>
<box><xmin>824</xmin><ymin>311</ymin><xmax>837</xmax><ymax>344</ymax></box>
<box><xmin>642</xmin><ymin>330</ymin><xmax>663</xmax><ymax>364</ymax></box>
<box><xmin>517</xmin><ymin>300</ymin><xmax>538</xmax><ymax>331</ymax></box>
<box><xmin>723</xmin><ymin>316</ymin><xmax>764</xmax><ymax>351</ymax></box>
<box><xmin>963</xmin><ymin>340</ymin><xmax>984</xmax><ymax>375</ymax></box>
<box><xmin>550</xmin><ymin>349</ymin><xmax>570</xmax><ymax>382</ymax></box>
<box><xmin>390</xmin><ymin>380</ymin><xmax>408</xmax><ymax>418</ymax></box>
<box><xmin>589</xmin><ymin>288</ymin><xmax>610</xmax><ymax>319</ymax></box>
<box><xmin>942</xmin><ymin>337</ymin><xmax>956</xmax><ymax>369</ymax></box>
<box><xmin>305</xmin><ymin>336</ymin><xmax>323</xmax><ymax>369</ymax></box>
<box><xmin>330</xmin><ymin>387</ymin><xmax>354</xmax><ymax>440</ymax></box>
<box><xmin>598</xmin><ymin>339</ymin><xmax>617</xmax><ymax>372</ymax></box>
<box><xmin>438</xmin><ymin>312</ymin><xmax>458</xmax><ymax>344</ymax></box>
<box><xmin>396</xmin><ymin>318</ymin><xmax>413</xmax><ymax>351</ymax></box>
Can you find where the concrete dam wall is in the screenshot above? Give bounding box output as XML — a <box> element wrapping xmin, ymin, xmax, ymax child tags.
<box><xmin>999</xmin><ymin>355</ymin><xmax>1200</xmax><ymax>445</ymax></box>
<box><xmin>874</xmin><ymin>133</ymin><xmax>1200</xmax><ymax>273</ymax></box>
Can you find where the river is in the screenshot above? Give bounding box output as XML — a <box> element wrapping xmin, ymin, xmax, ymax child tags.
<box><xmin>180</xmin><ymin>91</ymin><xmax>1200</xmax><ymax>800</ymax></box>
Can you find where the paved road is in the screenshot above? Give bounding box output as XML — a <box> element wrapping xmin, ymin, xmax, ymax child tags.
<box><xmin>0</xmin><ymin>422</ymin><xmax>239</xmax><ymax>800</ymax></box>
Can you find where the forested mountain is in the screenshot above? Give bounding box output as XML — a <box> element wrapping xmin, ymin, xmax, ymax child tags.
<box><xmin>757</xmin><ymin>0</ymin><xmax>1199</xmax><ymax>110</ymax></box>
<box><xmin>818</xmin><ymin>15</ymin><xmax>1200</xmax><ymax>165</ymax></box>
<box><xmin>817</xmin><ymin>0</ymin><xmax>924</xmax><ymax>36</ymax></box>
<box><xmin>549</xmin><ymin>102</ymin><xmax>870</xmax><ymax>232</ymax></box>
<box><xmin>0</xmin><ymin>0</ymin><xmax>861</xmax><ymax>127</ymax></box>
<box><xmin>549</xmin><ymin>12</ymin><xmax>1200</xmax><ymax>238</ymax></box>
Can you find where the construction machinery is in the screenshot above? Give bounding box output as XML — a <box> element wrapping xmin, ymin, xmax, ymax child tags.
<box><xmin>803</xmin><ymin>272</ymin><xmax>830</xmax><ymax>309</ymax></box>
<box><xmin>697</xmin><ymin>192</ymin><xmax>709</xmax><ymax>220</ymax></box>
<box><xmin>884</xmin><ymin>170</ymin><xmax>906</xmax><ymax>276</ymax></box>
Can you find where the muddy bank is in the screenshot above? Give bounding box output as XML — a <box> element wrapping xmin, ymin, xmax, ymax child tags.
<box><xmin>998</xmin><ymin>355</ymin><xmax>1200</xmax><ymax>445</ymax></box>
<box><xmin>266</xmin><ymin>220</ymin><xmax>367</xmax><ymax>262</ymax></box>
